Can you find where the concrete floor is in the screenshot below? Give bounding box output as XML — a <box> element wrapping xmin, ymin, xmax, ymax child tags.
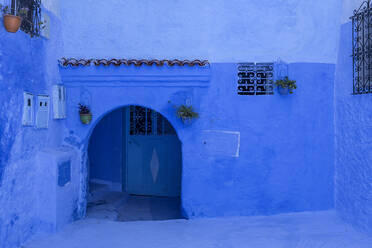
<box><xmin>86</xmin><ymin>182</ymin><xmax>182</xmax><ymax>221</ymax></box>
<box><xmin>24</xmin><ymin>211</ymin><xmax>372</xmax><ymax>248</ymax></box>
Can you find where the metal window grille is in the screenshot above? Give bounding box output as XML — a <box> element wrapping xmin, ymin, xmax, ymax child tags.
<box><xmin>129</xmin><ymin>106</ymin><xmax>176</xmax><ymax>136</ymax></box>
<box><xmin>11</xmin><ymin>0</ymin><xmax>42</xmax><ymax>37</ymax></box>
<box><xmin>352</xmin><ymin>0</ymin><xmax>372</xmax><ymax>94</ymax></box>
<box><xmin>237</xmin><ymin>63</ymin><xmax>274</xmax><ymax>95</ymax></box>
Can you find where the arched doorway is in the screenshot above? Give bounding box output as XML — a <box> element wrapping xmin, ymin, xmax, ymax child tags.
<box><xmin>86</xmin><ymin>105</ymin><xmax>182</xmax><ymax>221</ymax></box>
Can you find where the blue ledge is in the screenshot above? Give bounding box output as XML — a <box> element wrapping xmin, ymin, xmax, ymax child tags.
<box><xmin>59</xmin><ymin>64</ymin><xmax>211</xmax><ymax>87</ymax></box>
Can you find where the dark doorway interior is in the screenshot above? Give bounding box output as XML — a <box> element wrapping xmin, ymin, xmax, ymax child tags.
<box><xmin>87</xmin><ymin>106</ymin><xmax>183</xmax><ymax>222</ymax></box>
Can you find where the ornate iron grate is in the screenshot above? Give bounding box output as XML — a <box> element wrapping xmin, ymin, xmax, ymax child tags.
<box><xmin>352</xmin><ymin>0</ymin><xmax>372</xmax><ymax>94</ymax></box>
<box><xmin>129</xmin><ymin>106</ymin><xmax>176</xmax><ymax>136</ymax></box>
<box><xmin>237</xmin><ymin>63</ymin><xmax>274</xmax><ymax>95</ymax></box>
<box><xmin>11</xmin><ymin>0</ymin><xmax>42</xmax><ymax>37</ymax></box>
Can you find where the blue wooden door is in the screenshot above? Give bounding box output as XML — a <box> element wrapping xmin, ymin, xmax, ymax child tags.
<box><xmin>126</xmin><ymin>106</ymin><xmax>181</xmax><ymax>197</ymax></box>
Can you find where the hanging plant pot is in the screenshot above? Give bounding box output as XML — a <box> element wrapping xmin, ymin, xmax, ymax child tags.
<box><xmin>78</xmin><ymin>104</ymin><xmax>92</xmax><ymax>124</ymax></box>
<box><xmin>176</xmin><ymin>105</ymin><xmax>199</xmax><ymax>125</ymax></box>
<box><xmin>274</xmin><ymin>77</ymin><xmax>297</xmax><ymax>95</ymax></box>
<box><xmin>79</xmin><ymin>113</ymin><xmax>92</xmax><ymax>124</ymax></box>
<box><xmin>3</xmin><ymin>14</ymin><xmax>21</xmax><ymax>33</ymax></box>
<box><xmin>278</xmin><ymin>86</ymin><xmax>290</xmax><ymax>95</ymax></box>
<box><xmin>181</xmin><ymin>117</ymin><xmax>193</xmax><ymax>125</ymax></box>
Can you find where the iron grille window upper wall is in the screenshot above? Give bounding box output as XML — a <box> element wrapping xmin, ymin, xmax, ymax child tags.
<box><xmin>352</xmin><ymin>0</ymin><xmax>372</xmax><ymax>94</ymax></box>
<box><xmin>237</xmin><ymin>63</ymin><xmax>274</xmax><ymax>95</ymax></box>
<box><xmin>11</xmin><ymin>0</ymin><xmax>42</xmax><ymax>37</ymax></box>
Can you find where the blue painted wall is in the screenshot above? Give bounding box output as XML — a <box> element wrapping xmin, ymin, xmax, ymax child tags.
<box><xmin>60</xmin><ymin>0</ymin><xmax>342</xmax><ymax>63</ymax></box>
<box><xmin>88</xmin><ymin>108</ymin><xmax>124</xmax><ymax>184</ymax></box>
<box><xmin>61</xmin><ymin>61</ymin><xmax>335</xmax><ymax>218</ymax></box>
<box><xmin>0</xmin><ymin>6</ymin><xmax>69</xmax><ymax>248</ymax></box>
<box><xmin>0</xmin><ymin>0</ymin><xmax>347</xmax><ymax>246</ymax></box>
<box><xmin>334</xmin><ymin>21</ymin><xmax>372</xmax><ymax>234</ymax></box>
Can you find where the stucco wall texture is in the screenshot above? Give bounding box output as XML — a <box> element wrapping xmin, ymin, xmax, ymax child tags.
<box><xmin>334</xmin><ymin>21</ymin><xmax>372</xmax><ymax>234</ymax></box>
<box><xmin>60</xmin><ymin>0</ymin><xmax>342</xmax><ymax>63</ymax></box>
<box><xmin>1</xmin><ymin>0</ymin><xmax>371</xmax><ymax>247</ymax></box>
<box><xmin>0</xmin><ymin>8</ymin><xmax>69</xmax><ymax>248</ymax></box>
<box><xmin>60</xmin><ymin>62</ymin><xmax>335</xmax><ymax>219</ymax></box>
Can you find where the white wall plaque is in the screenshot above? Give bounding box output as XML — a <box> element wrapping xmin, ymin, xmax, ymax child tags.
<box><xmin>36</xmin><ymin>95</ymin><xmax>50</xmax><ymax>129</ymax></box>
<box><xmin>22</xmin><ymin>92</ymin><xmax>34</xmax><ymax>126</ymax></box>
<box><xmin>52</xmin><ymin>85</ymin><xmax>66</xmax><ymax>119</ymax></box>
<box><xmin>201</xmin><ymin>130</ymin><xmax>241</xmax><ymax>157</ymax></box>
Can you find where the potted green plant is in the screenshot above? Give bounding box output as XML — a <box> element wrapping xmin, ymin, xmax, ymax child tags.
<box><xmin>274</xmin><ymin>76</ymin><xmax>297</xmax><ymax>95</ymax></box>
<box><xmin>176</xmin><ymin>105</ymin><xmax>199</xmax><ymax>124</ymax></box>
<box><xmin>79</xmin><ymin>104</ymin><xmax>92</xmax><ymax>124</ymax></box>
<box><xmin>0</xmin><ymin>4</ymin><xmax>28</xmax><ymax>33</ymax></box>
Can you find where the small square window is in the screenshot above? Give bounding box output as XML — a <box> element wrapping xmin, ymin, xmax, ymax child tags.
<box><xmin>237</xmin><ymin>63</ymin><xmax>274</xmax><ymax>95</ymax></box>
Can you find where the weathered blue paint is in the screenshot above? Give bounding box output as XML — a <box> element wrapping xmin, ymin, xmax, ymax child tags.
<box><xmin>60</xmin><ymin>61</ymin><xmax>335</xmax><ymax>218</ymax></box>
<box><xmin>0</xmin><ymin>0</ymin><xmax>352</xmax><ymax>246</ymax></box>
<box><xmin>60</xmin><ymin>0</ymin><xmax>342</xmax><ymax>63</ymax></box>
<box><xmin>334</xmin><ymin>21</ymin><xmax>372</xmax><ymax>234</ymax></box>
<box><xmin>0</xmin><ymin>7</ymin><xmax>72</xmax><ymax>248</ymax></box>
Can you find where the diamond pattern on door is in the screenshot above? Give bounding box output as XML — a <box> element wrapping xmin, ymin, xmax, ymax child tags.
<box><xmin>150</xmin><ymin>148</ymin><xmax>160</xmax><ymax>183</ymax></box>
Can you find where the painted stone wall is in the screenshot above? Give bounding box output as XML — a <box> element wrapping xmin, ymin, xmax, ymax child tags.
<box><xmin>0</xmin><ymin>7</ymin><xmax>76</xmax><ymax>248</ymax></box>
<box><xmin>60</xmin><ymin>0</ymin><xmax>342</xmax><ymax>63</ymax></box>
<box><xmin>61</xmin><ymin>62</ymin><xmax>335</xmax><ymax>218</ymax></box>
<box><xmin>0</xmin><ymin>0</ymin><xmax>346</xmax><ymax>246</ymax></box>
<box><xmin>334</xmin><ymin>21</ymin><xmax>372</xmax><ymax>234</ymax></box>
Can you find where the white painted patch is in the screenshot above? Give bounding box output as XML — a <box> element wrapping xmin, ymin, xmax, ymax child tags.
<box><xmin>41</xmin><ymin>13</ymin><xmax>51</xmax><ymax>40</ymax></box>
<box><xmin>22</xmin><ymin>92</ymin><xmax>34</xmax><ymax>126</ymax></box>
<box><xmin>42</xmin><ymin>0</ymin><xmax>61</xmax><ymax>17</ymax></box>
<box><xmin>202</xmin><ymin>130</ymin><xmax>240</xmax><ymax>157</ymax></box>
<box><xmin>52</xmin><ymin>85</ymin><xmax>67</xmax><ymax>119</ymax></box>
<box><xmin>36</xmin><ymin>95</ymin><xmax>50</xmax><ymax>129</ymax></box>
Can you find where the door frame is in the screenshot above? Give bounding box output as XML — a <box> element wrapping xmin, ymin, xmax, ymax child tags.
<box><xmin>121</xmin><ymin>107</ymin><xmax>130</xmax><ymax>192</ymax></box>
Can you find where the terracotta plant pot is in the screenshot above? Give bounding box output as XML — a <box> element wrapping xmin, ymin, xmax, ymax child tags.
<box><xmin>80</xmin><ymin>113</ymin><xmax>92</xmax><ymax>124</ymax></box>
<box><xmin>3</xmin><ymin>14</ymin><xmax>21</xmax><ymax>33</ymax></box>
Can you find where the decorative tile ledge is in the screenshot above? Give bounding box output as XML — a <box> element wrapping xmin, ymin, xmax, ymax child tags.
<box><xmin>59</xmin><ymin>58</ymin><xmax>211</xmax><ymax>87</ymax></box>
<box><xmin>59</xmin><ymin>58</ymin><xmax>210</xmax><ymax>67</ymax></box>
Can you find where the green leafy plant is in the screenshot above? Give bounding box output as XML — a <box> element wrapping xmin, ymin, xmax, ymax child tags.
<box><xmin>176</xmin><ymin>105</ymin><xmax>199</xmax><ymax>123</ymax></box>
<box><xmin>0</xmin><ymin>4</ymin><xmax>9</xmax><ymax>15</ymax></box>
<box><xmin>274</xmin><ymin>76</ymin><xmax>297</xmax><ymax>94</ymax></box>
<box><xmin>78</xmin><ymin>104</ymin><xmax>91</xmax><ymax>115</ymax></box>
<box><xmin>78</xmin><ymin>104</ymin><xmax>92</xmax><ymax>124</ymax></box>
<box><xmin>0</xmin><ymin>4</ymin><xmax>28</xmax><ymax>18</ymax></box>
<box><xmin>18</xmin><ymin>8</ymin><xmax>28</xmax><ymax>18</ymax></box>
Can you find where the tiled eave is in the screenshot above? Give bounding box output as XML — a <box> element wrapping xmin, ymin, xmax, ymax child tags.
<box><xmin>59</xmin><ymin>58</ymin><xmax>211</xmax><ymax>88</ymax></box>
<box><xmin>59</xmin><ymin>58</ymin><xmax>210</xmax><ymax>67</ymax></box>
